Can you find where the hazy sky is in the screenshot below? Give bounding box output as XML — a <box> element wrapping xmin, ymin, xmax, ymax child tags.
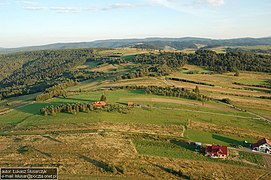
<box><xmin>1</xmin><ymin>0</ymin><xmax>271</xmax><ymax>47</ymax></box>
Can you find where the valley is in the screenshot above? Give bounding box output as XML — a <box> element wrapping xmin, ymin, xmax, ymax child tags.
<box><xmin>0</xmin><ymin>48</ymin><xmax>271</xmax><ymax>179</ymax></box>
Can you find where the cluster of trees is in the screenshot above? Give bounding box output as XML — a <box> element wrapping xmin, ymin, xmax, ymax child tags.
<box><xmin>40</xmin><ymin>102</ymin><xmax>95</xmax><ymax>116</ymax></box>
<box><xmin>35</xmin><ymin>79</ymin><xmax>77</xmax><ymax>101</ymax></box>
<box><xmin>116</xmin><ymin>52</ymin><xmax>188</xmax><ymax>80</ymax></box>
<box><xmin>40</xmin><ymin>102</ymin><xmax>131</xmax><ymax>116</ymax></box>
<box><xmin>130</xmin><ymin>52</ymin><xmax>188</xmax><ymax>68</ymax></box>
<box><xmin>117</xmin><ymin>64</ymin><xmax>172</xmax><ymax>80</ymax></box>
<box><xmin>189</xmin><ymin>50</ymin><xmax>271</xmax><ymax>73</ymax></box>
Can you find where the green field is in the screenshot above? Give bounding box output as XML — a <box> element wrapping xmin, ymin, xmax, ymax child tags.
<box><xmin>184</xmin><ymin>129</ymin><xmax>257</xmax><ymax>146</ymax></box>
<box><xmin>1</xmin><ymin>89</ymin><xmax>270</xmax><ymax>144</ymax></box>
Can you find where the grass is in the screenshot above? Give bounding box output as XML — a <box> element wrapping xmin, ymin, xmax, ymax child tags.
<box><xmin>133</xmin><ymin>138</ymin><xmax>206</xmax><ymax>160</ymax></box>
<box><xmin>239</xmin><ymin>151</ymin><xmax>265</xmax><ymax>166</ymax></box>
<box><xmin>184</xmin><ymin>129</ymin><xmax>257</xmax><ymax>146</ymax></box>
<box><xmin>133</xmin><ymin>138</ymin><xmax>261</xmax><ymax>168</ymax></box>
<box><xmin>1</xmin><ymin>89</ymin><xmax>270</xmax><ymax>136</ymax></box>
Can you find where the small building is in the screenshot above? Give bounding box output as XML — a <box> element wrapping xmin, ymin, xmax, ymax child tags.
<box><xmin>94</xmin><ymin>101</ymin><xmax>106</xmax><ymax>108</ymax></box>
<box><xmin>252</xmin><ymin>138</ymin><xmax>271</xmax><ymax>154</ymax></box>
<box><xmin>195</xmin><ymin>142</ymin><xmax>202</xmax><ymax>148</ymax></box>
<box><xmin>205</xmin><ymin>144</ymin><xmax>227</xmax><ymax>158</ymax></box>
<box><xmin>127</xmin><ymin>102</ymin><xmax>134</xmax><ymax>106</ymax></box>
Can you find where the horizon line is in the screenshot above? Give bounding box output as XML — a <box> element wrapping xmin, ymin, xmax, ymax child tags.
<box><xmin>2</xmin><ymin>35</ymin><xmax>271</xmax><ymax>49</ymax></box>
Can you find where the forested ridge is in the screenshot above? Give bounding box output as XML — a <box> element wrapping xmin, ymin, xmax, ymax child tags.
<box><xmin>0</xmin><ymin>51</ymin><xmax>43</xmax><ymax>81</ymax></box>
<box><xmin>0</xmin><ymin>49</ymin><xmax>98</xmax><ymax>99</ymax></box>
<box><xmin>189</xmin><ymin>50</ymin><xmax>271</xmax><ymax>73</ymax></box>
<box><xmin>0</xmin><ymin>48</ymin><xmax>270</xmax><ymax>100</ymax></box>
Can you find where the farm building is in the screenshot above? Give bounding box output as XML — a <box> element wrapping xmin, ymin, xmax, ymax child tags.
<box><xmin>205</xmin><ymin>145</ymin><xmax>227</xmax><ymax>158</ymax></box>
<box><xmin>127</xmin><ymin>102</ymin><xmax>134</xmax><ymax>106</ymax></box>
<box><xmin>252</xmin><ymin>138</ymin><xmax>271</xmax><ymax>154</ymax></box>
<box><xmin>94</xmin><ymin>101</ymin><xmax>106</xmax><ymax>108</ymax></box>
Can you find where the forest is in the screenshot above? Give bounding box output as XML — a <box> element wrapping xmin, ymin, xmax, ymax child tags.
<box><xmin>189</xmin><ymin>50</ymin><xmax>271</xmax><ymax>73</ymax></box>
<box><xmin>116</xmin><ymin>52</ymin><xmax>188</xmax><ymax>79</ymax></box>
<box><xmin>0</xmin><ymin>49</ymin><xmax>106</xmax><ymax>99</ymax></box>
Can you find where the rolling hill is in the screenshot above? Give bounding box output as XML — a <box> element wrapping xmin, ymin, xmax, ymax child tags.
<box><xmin>1</xmin><ymin>37</ymin><xmax>271</xmax><ymax>53</ymax></box>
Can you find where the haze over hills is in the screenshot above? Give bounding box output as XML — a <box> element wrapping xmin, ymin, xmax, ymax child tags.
<box><xmin>1</xmin><ymin>37</ymin><xmax>271</xmax><ymax>53</ymax></box>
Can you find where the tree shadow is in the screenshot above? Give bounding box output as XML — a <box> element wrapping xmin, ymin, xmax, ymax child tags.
<box><xmin>42</xmin><ymin>135</ymin><xmax>62</xmax><ymax>143</ymax></box>
<box><xmin>116</xmin><ymin>102</ymin><xmax>128</xmax><ymax>106</ymax></box>
<box><xmin>148</xmin><ymin>161</ymin><xmax>189</xmax><ymax>179</ymax></box>
<box><xmin>55</xmin><ymin>97</ymin><xmax>94</xmax><ymax>103</ymax></box>
<box><xmin>128</xmin><ymin>89</ymin><xmax>145</xmax><ymax>95</ymax></box>
<box><xmin>78</xmin><ymin>155</ymin><xmax>109</xmax><ymax>171</ymax></box>
<box><xmin>14</xmin><ymin>102</ymin><xmax>57</xmax><ymax>115</ymax></box>
<box><xmin>212</xmin><ymin>134</ymin><xmax>247</xmax><ymax>147</ymax></box>
<box><xmin>170</xmin><ymin>139</ymin><xmax>195</xmax><ymax>151</ymax></box>
<box><xmin>32</xmin><ymin>147</ymin><xmax>52</xmax><ymax>158</ymax></box>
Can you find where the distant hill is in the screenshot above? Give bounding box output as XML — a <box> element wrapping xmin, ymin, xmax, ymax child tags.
<box><xmin>1</xmin><ymin>37</ymin><xmax>271</xmax><ymax>53</ymax></box>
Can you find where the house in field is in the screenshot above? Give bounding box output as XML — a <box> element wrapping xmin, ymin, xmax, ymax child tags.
<box><xmin>252</xmin><ymin>138</ymin><xmax>271</xmax><ymax>154</ymax></box>
<box><xmin>94</xmin><ymin>101</ymin><xmax>106</xmax><ymax>108</ymax></box>
<box><xmin>205</xmin><ymin>144</ymin><xmax>228</xmax><ymax>158</ymax></box>
<box><xmin>127</xmin><ymin>102</ymin><xmax>134</xmax><ymax>106</ymax></box>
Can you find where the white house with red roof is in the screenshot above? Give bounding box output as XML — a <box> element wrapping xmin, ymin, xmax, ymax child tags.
<box><xmin>252</xmin><ymin>138</ymin><xmax>271</xmax><ymax>154</ymax></box>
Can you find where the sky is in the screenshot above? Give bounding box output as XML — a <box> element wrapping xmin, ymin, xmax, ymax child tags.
<box><xmin>0</xmin><ymin>0</ymin><xmax>271</xmax><ymax>48</ymax></box>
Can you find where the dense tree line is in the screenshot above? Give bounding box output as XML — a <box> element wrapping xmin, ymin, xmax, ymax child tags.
<box><xmin>40</xmin><ymin>102</ymin><xmax>131</xmax><ymax>116</ymax></box>
<box><xmin>130</xmin><ymin>52</ymin><xmax>188</xmax><ymax>68</ymax></box>
<box><xmin>189</xmin><ymin>50</ymin><xmax>271</xmax><ymax>73</ymax></box>
<box><xmin>114</xmin><ymin>85</ymin><xmax>210</xmax><ymax>102</ymax></box>
<box><xmin>143</xmin><ymin>86</ymin><xmax>209</xmax><ymax>101</ymax></box>
<box><xmin>233</xmin><ymin>82</ymin><xmax>270</xmax><ymax>89</ymax></box>
<box><xmin>226</xmin><ymin>47</ymin><xmax>271</xmax><ymax>54</ymax></box>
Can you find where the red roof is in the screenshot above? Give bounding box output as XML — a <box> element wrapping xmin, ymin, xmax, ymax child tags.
<box><xmin>128</xmin><ymin>102</ymin><xmax>134</xmax><ymax>106</ymax></box>
<box><xmin>94</xmin><ymin>101</ymin><xmax>106</xmax><ymax>107</ymax></box>
<box><xmin>252</xmin><ymin>138</ymin><xmax>271</xmax><ymax>149</ymax></box>
<box><xmin>206</xmin><ymin>145</ymin><xmax>227</xmax><ymax>156</ymax></box>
